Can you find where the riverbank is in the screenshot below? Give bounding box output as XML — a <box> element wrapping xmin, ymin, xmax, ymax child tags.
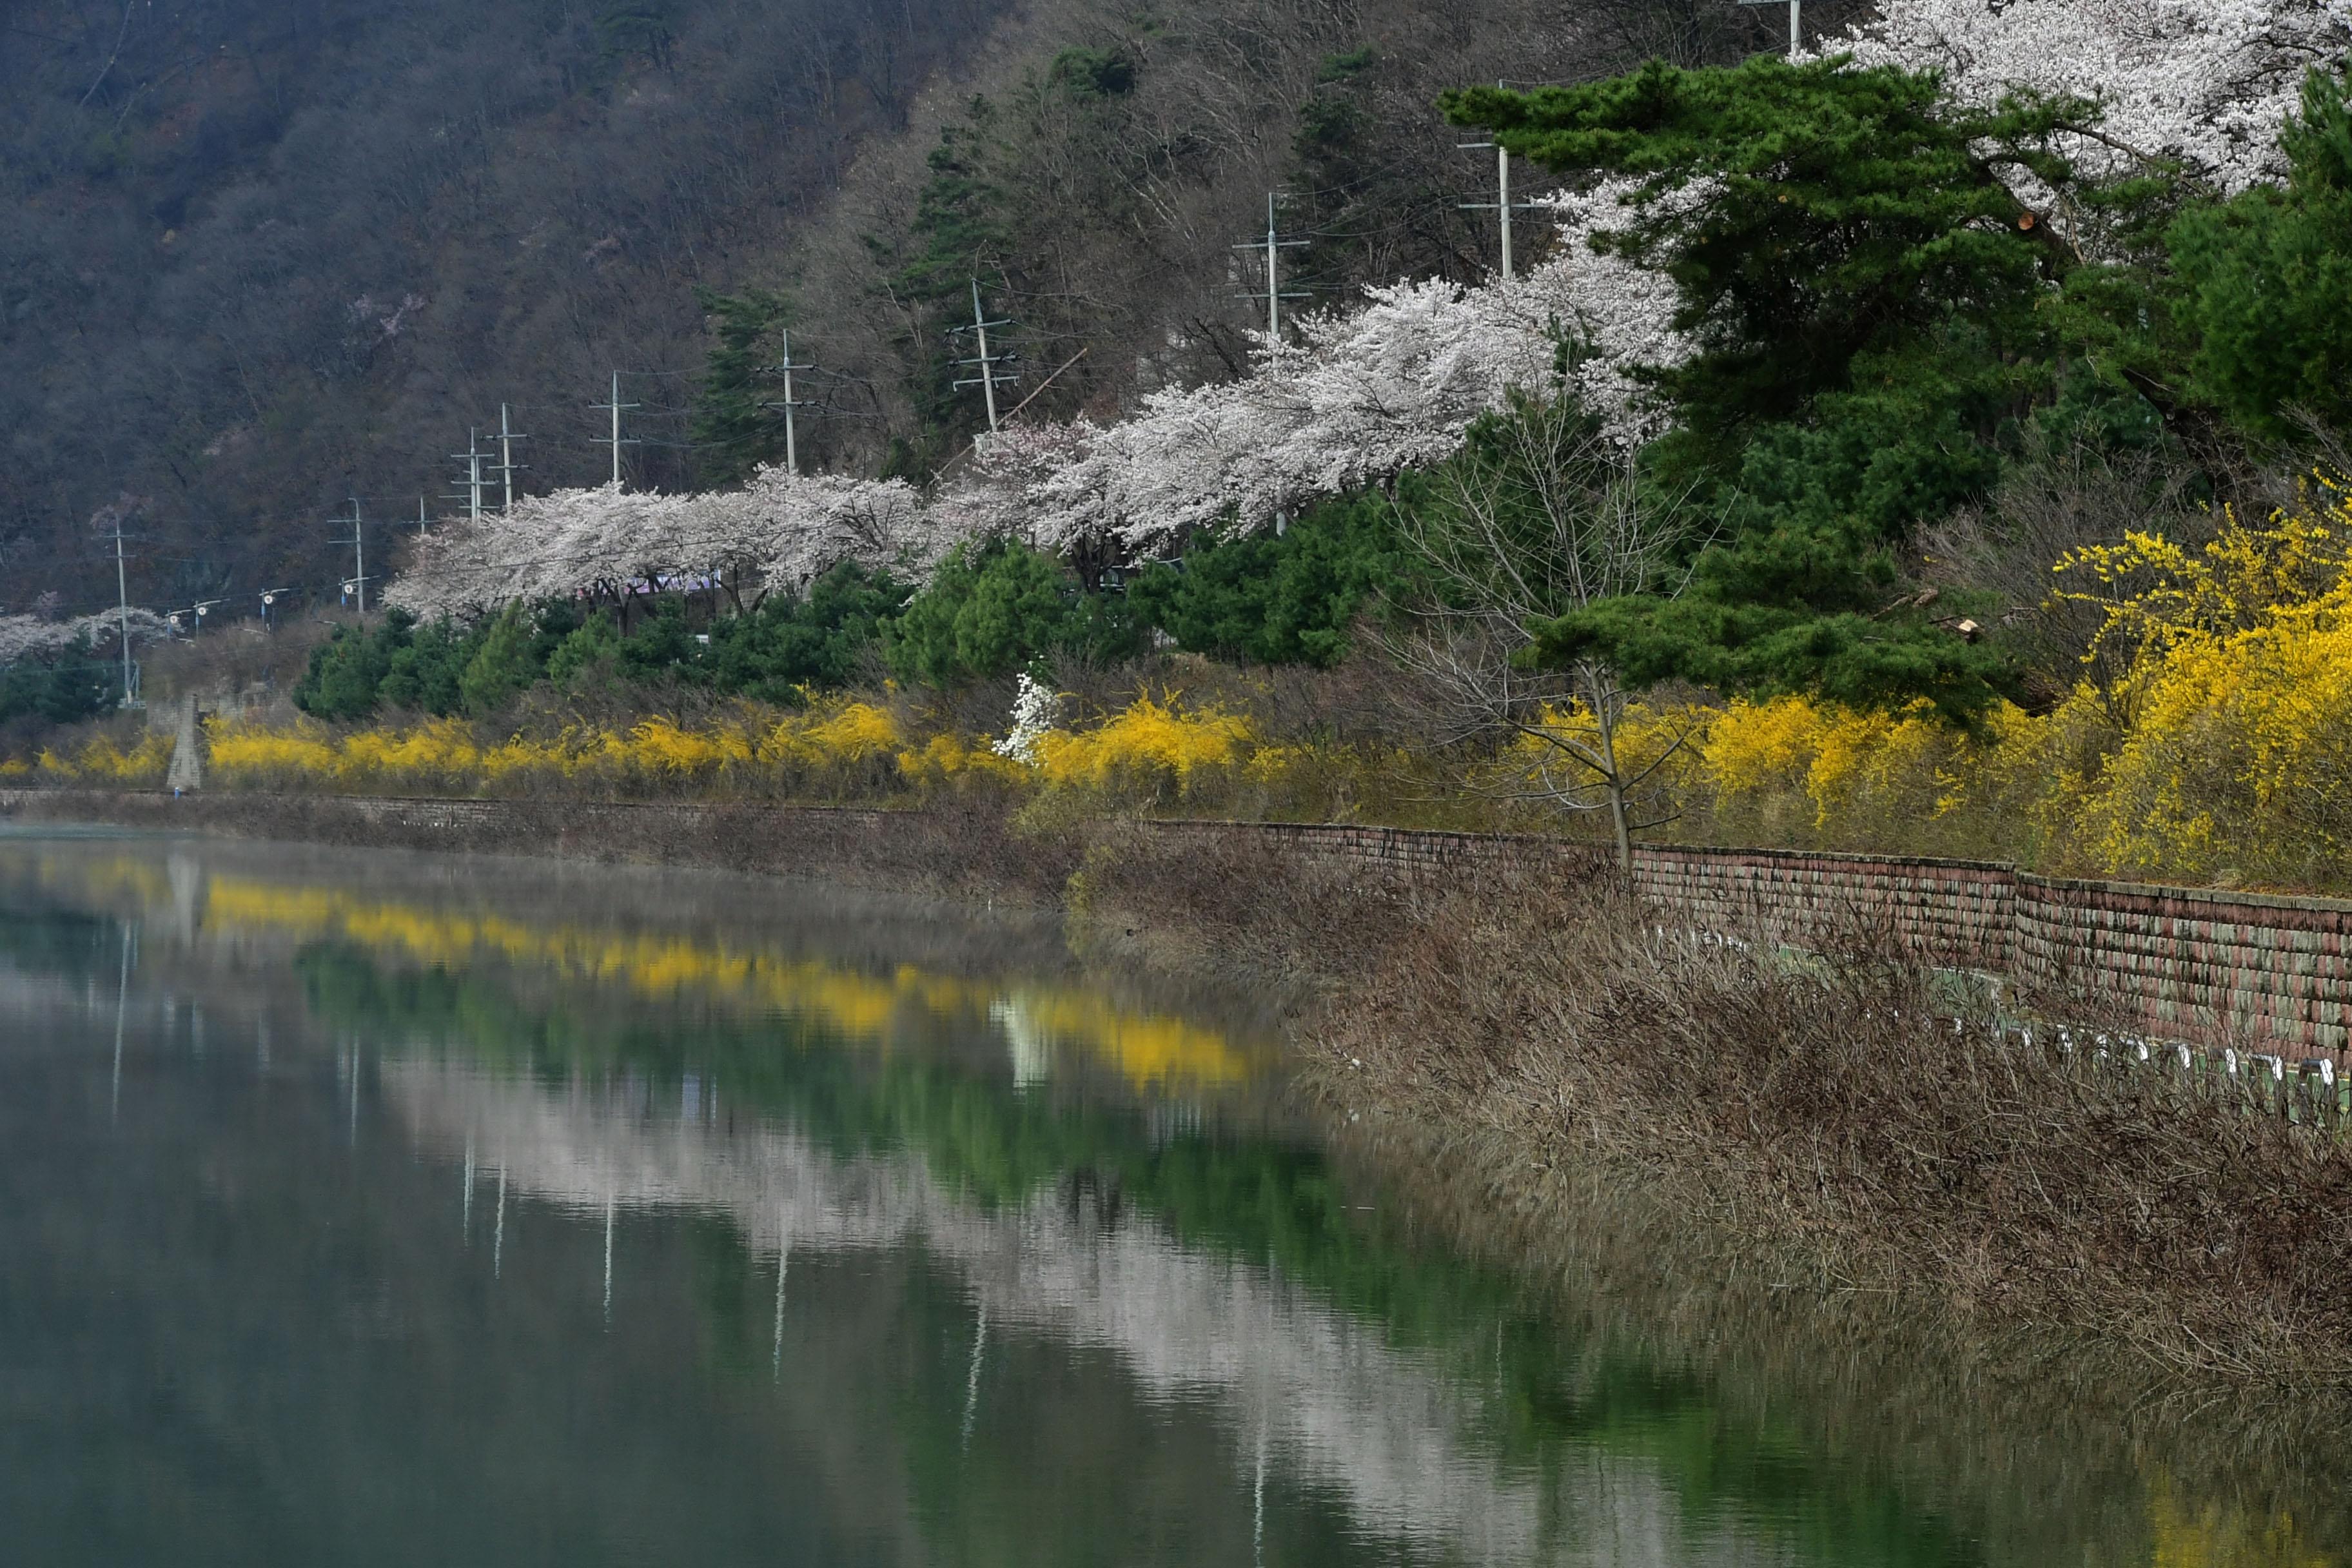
<box><xmin>1066</xmin><ymin>828</ymin><xmax>2352</xmax><ymax>1385</ymax></box>
<box><xmin>13</xmin><ymin>785</ymin><xmax>2352</xmax><ymax>1382</ymax></box>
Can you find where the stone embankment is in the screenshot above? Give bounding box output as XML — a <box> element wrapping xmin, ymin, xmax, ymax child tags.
<box><xmin>7</xmin><ymin>789</ymin><xmax>2346</xmax><ymax>1055</ymax></box>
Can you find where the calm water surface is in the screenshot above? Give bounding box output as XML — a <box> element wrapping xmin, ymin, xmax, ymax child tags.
<box><xmin>0</xmin><ymin>830</ymin><xmax>2339</xmax><ymax>1566</ymax></box>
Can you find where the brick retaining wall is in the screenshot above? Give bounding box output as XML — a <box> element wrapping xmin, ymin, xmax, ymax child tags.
<box><xmin>5</xmin><ymin>789</ymin><xmax>2346</xmax><ymax>1054</ymax></box>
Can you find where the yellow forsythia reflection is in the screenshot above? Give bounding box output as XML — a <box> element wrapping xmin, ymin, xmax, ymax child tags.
<box><xmin>2150</xmin><ymin>1475</ymin><xmax>2333</xmax><ymax>1568</ymax></box>
<box><xmin>197</xmin><ymin>876</ymin><xmax>1252</xmax><ymax>1087</ymax></box>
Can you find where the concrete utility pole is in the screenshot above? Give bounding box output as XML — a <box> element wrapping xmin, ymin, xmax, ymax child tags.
<box><xmin>1738</xmin><ymin>0</ymin><xmax>1801</xmax><ymax>57</ymax></box>
<box><xmin>592</xmin><ymin>371</ymin><xmax>642</xmax><ymax>487</ymax></box>
<box><xmin>1233</xmin><ymin>193</ymin><xmax>1308</xmax><ymax>340</ymax></box>
<box><xmin>333</xmin><ymin>498</ymin><xmax>369</xmax><ymax>614</ymax></box>
<box><xmin>949</xmin><ymin>282</ymin><xmax>1019</xmax><ymax>435</ymax></box>
<box><xmin>110</xmin><ymin>511</ymin><xmax>134</xmax><ymax>706</ymax></box>
<box><xmin>496</xmin><ymin>404</ymin><xmax>529</xmax><ymax>512</ymax></box>
<box><xmin>451</xmin><ymin>429</ymin><xmax>487</xmax><ymax>524</ymax></box>
<box><xmin>761</xmin><ymin>329</ymin><xmax>816</xmax><ymax>476</ymax></box>
<box><xmin>1459</xmin><ymin>94</ymin><xmax>1544</xmax><ymax>282</ymax></box>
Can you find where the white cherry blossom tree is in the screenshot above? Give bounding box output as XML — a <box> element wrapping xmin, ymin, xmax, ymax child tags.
<box><xmin>1845</xmin><ymin>0</ymin><xmax>2352</xmax><ymax>194</ymax></box>
<box><xmin>0</xmin><ymin>610</ymin><xmax>170</xmax><ymax>666</ymax></box>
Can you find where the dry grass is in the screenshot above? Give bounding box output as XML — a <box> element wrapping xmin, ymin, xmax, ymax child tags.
<box><xmin>1284</xmin><ymin>866</ymin><xmax>2352</xmax><ymax>1381</ymax></box>
<box><xmin>1069</xmin><ymin>834</ymin><xmax>2352</xmax><ymax>1383</ymax></box>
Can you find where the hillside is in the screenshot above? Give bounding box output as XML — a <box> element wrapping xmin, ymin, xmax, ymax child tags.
<box><xmin>0</xmin><ymin>0</ymin><xmax>1839</xmax><ymax>618</ymax></box>
<box><xmin>0</xmin><ymin>0</ymin><xmax>1007</xmax><ymax>610</ymax></box>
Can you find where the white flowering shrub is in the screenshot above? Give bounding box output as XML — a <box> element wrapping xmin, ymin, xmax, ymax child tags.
<box><xmin>990</xmin><ymin>672</ymin><xmax>1057</xmax><ymax>765</ymax></box>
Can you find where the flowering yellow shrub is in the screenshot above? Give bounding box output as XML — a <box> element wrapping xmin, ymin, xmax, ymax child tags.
<box><xmin>1696</xmin><ymin>696</ymin><xmax>2044</xmax><ymax>858</ymax></box>
<box><xmin>1035</xmin><ymin>693</ymin><xmax>1254</xmax><ymax>798</ymax></box>
<box><xmin>34</xmin><ymin>730</ymin><xmax>174</xmax><ymax>787</ymax></box>
<box><xmin>206</xmin><ymin>700</ymin><xmax>912</xmax><ymax>799</ymax></box>
<box><xmin>208</xmin><ymin>718</ymin><xmax>484</xmax><ymax>792</ymax></box>
<box><xmin>767</xmin><ymin>701</ymin><xmax>899</xmax><ymax>767</ymax></box>
<box><xmin>1689</xmin><ymin>474</ymin><xmax>2352</xmax><ymax>887</ymax></box>
<box><xmin>894</xmin><ymin>732</ymin><xmax>1027</xmax><ymax>789</ymax></box>
<box><xmin>614</xmin><ymin>716</ymin><xmax>756</xmax><ymax>777</ymax></box>
<box><xmin>2046</xmin><ymin>475</ymin><xmax>2352</xmax><ymax>886</ymax></box>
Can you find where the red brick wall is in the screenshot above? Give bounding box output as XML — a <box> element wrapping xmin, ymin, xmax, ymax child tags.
<box><xmin>1139</xmin><ymin>822</ymin><xmax>2350</xmax><ymax>1054</ymax></box>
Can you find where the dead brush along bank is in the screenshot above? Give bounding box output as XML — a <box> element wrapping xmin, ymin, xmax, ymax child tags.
<box><xmin>1073</xmin><ymin>827</ymin><xmax>2352</xmax><ymax>1382</ymax></box>
<box><xmin>1313</xmin><ymin>1100</ymin><xmax>2352</xmax><ymax>1563</ymax></box>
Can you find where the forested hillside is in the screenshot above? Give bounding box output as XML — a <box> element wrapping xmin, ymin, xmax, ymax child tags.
<box><xmin>0</xmin><ymin>0</ymin><xmax>1002</xmax><ymax>607</ymax></box>
<box><xmin>0</xmin><ymin>0</ymin><xmax>1832</xmax><ymax>614</ymax></box>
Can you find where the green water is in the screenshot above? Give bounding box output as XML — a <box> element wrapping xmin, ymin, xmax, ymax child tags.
<box><xmin>0</xmin><ymin>832</ymin><xmax>2338</xmax><ymax>1566</ymax></box>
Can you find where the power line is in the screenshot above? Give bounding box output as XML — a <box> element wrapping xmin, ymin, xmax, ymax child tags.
<box><xmin>449</xmin><ymin>428</ymin><xmax>488</xmax><ymax>524</ymax></box>
<box><xmin>106</xmin><ymin>508</ymin><xmax>136</xmax><ymax>707</ymax></box>
<box><xmin>1458</xmin><ymin>91</ymin><xmax>1547</xmax><ymax>282</ymax></box>
<box><xmin>760</xmin><ymin>329</ymin><xmax>819</xmax><ymax>476</ymax></box>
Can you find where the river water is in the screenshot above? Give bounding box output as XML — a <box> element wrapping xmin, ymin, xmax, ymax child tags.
<box><xmin>0</xmin><ymin>829</ymin><xmax>2340</xmax><ymax>1566</ymax></box>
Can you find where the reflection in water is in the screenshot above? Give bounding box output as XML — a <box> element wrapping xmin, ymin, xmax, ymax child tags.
<box><xmin>390</xmin><ymin>1060</ymin><xmax>1573</xmax><ymax>1561</ymax></box>
<box><xmin>0</xmin><ymin>832</ymin><xmax>2342</xmax><ymax>1567</ymax></box>
<box><xmin>199</xmin><ymin>871</ymin><xmax>1257</xmax><ymax>1090</ymax></box>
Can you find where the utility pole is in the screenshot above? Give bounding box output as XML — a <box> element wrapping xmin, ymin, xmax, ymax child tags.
<box><xmin>948</xmin><ymin>282</ymin><xmax>1018</xmax><ymax>435</ymax></box>
<box><xmin>1460</xmin><ymin>96</ymin><xmax>1543</xmax><ymax>282</ymax></box>
<box><xmin>592</xmin><ymin>371</ymin><xmax>641</xmax><ymax>488</ymax></box>
<box><xmin>496</xmin><ymin>404</ymin><xmax>529</xmax><ymax>511</ymax></box>
<box><xmin>1233</xmin><ymin>193</ymin><xmax>1308</xmax><ymax>341</ymax></box>
<box><xmin>1737</xmin><ymin>0</ymin><xmax>1800</xmax><ymax>57</ymax></box>
<box><xmin>450</xmin><ymin>429</ymin><xmax>488</xmax><ymax>524</ymax></box>
<box><xmin>760</xmin><ymin>329</ymin><xmax>816</xmax><ymax>476</ymax></box>
<box><xmin>331</xmin><ymin>498</ymin><xmax>369</xmax><ymax>614</ymax></box>
<box><xmin>110</xmin><ymin>511</ymin><xmax>135</xmax><ymax>707</ymax></box>
<box><xmin>418</xmin><ymin>496</ymin><xmax>429</xmax><ymax>537</ymax></box>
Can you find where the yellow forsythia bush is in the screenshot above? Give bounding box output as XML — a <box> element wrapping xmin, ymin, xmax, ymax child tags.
<box><xmin>1693</xmin><ymin>473</ymin><xmax>2352</xmax><ymax>890</ymax></box>
<box><xmin>34</xmin><ymin>730</ymin><xmax>175</xmax><ymax>787</ymax></box>
<box><xmin>207</xmin><ymin>698</ymin><xmax>913</xmax><ymax>799</ymax></box>
<box><xmin>1034</xmin><ymin>693</ymin><xmax>1254</xmax><ymax>799</ymax></box>
<box><xmin>1696</xmin><ymin>697</ymin><xmax>2046</xmax><ymax>858</ymax></box>
<box><xmin>2047</xmin><ymin>478</ymin><xmax>2352</xmax><ymax>887</ymax></box>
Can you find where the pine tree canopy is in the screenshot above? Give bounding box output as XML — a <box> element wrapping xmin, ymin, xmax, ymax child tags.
<box><xmin>1443</xmin><ymin>58</ymin><xmax>2127</xmax><ymax>720</ymax></box>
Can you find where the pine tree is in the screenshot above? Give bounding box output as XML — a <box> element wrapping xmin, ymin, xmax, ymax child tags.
<box><xmin>1444</xmin><ymin>57</ymin><xmax>2110</xmax><ymax>721</ymax></box>
<box><xmin>689</xmin><ymin>288</ymin><xmax>796</xmax><ymax>487</ymax></box>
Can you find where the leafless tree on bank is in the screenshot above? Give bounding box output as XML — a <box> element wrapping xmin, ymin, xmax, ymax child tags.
<box><xmin>1386</xmin><ymin>388</ymin><xmax>1702</xmax><ymax>870</ymax></box>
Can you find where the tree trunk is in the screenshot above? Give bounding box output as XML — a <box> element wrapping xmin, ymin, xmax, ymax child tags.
<box><xmin>1586</xmin><ymin>662</ymin><xmax>1635</xmax><ymax>877</ymax></box>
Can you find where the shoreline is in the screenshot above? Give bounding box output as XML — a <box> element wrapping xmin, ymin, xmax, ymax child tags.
<box><xmin>9</xmin><ymin>785</ymin><xmax>2352</xmax><ymax>1063</ymax></box>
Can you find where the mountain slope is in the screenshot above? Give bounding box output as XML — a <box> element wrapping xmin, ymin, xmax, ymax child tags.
<box><xmin>0</xmin><ymin>0</ymin><xmax>1006</xmax><ymax>609</ymax></box>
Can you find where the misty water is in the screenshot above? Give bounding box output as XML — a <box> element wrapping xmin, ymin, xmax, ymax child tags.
<box><xmin>0</xmin><ymin>830</ymin><xmax>2340</xmax><ymax>1566</ymax></box>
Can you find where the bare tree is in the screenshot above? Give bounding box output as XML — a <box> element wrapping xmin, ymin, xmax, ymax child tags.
<box><xmin>1387</xmin><ymin>387</ymin><xmax>1699</xmax><ymax>870</ymax></box>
